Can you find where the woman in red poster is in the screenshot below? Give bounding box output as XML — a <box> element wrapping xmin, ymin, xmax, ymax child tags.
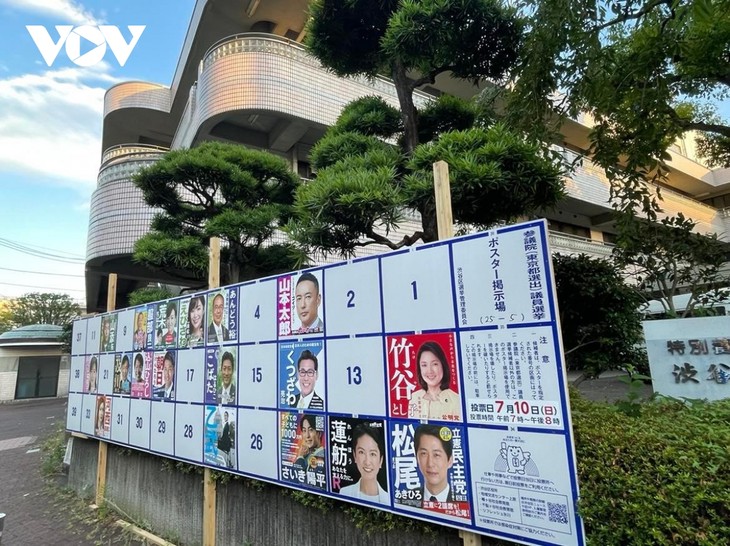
<box><xmin>95</xmin><ymin>396</ymin><xmax>106</xmax><ymax>436</ymax></box>
<box><xmin>409</xmin><ymin>341</ymin><xmax>462</xmax><ymax>421</ymax></box>
<box><xmin>163</xmin><ymin>302</ymin><xmax>177</xmax><ymax>346</ymax></box>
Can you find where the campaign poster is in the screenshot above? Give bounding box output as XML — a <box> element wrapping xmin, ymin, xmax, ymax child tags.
<box><xmin>206</xmin><ymin>288</ymin><xmax>238</xmax><ymax>345</ymax></box>
<box><xmin>386</xmin><ymin>332</ymin><xmax>462</xmax><ymax>422</ymax></box>
<box><xmin>99</xmin><ymin>314</ymin><xmax>118</xmax><ymax>353</ymax></box>
<box><xmin>85</xmin><ymin>355</ymin><xmax>99</xmax><ymax>393</ymax></box>
<box><xmin>330</xmin><ymin>418</ymin><xmax>389</xmax><ymax>506</ymax></box>
<box><xmin>130</xmin><ymin>351</ymin><xmax>152</xmax><ymax>398</ymax></box>
<box><xmin>277</xmin><ymin>271</ymin><xmax>325</xmax><ymax>337</ymax></box>
<box><xmin>133</xmin><ymin>307</ymin><xmax>148</xmax><ymax>351</ymax></box>
<box><xmin>278</xmin><ymin>340</ymin><xmax>325</xmax><ymax>410</ymax></box>
<box><xmin>154</xmin><ymin>300</ymin><xmax>178</xmax><ymax>350</ymax></box>
<box><xmin>203</xmin><ymin>347</ymin><xmax>237</xmax><ymax>405</ymax></box>
<box><xmin>280</xmin><ymin>411</ymin><xmax>327</xmax><ymax>491</ymax></box>
<box><xmin>390</xmin><ymin>421</ymin><xmax>471</xmax><ymax>522</ymax></box>
<box><xmin>179</xmin><ymin>295</ymin><xmax>206</xmax><ymax>348</ymax></box>
<box><xmin>204</xmin><ymin>348</ymin><xmax>219</xmax><ymax>405</ymax></box>
<box><xmin>204</xmin><ymin>405</ymin><xmax>236</xmax><ymax>469</ymax></box>
<box><xmin>152</xmin><ymin>350</ymin><xmax>176</xmax><ymax>400</ymax></box>
<box><xmin>113</xmin><ymin>353</ymin><xmax>133</xmax><ymax>395</ymax></box>
<box><xmin>145</xmin><ymin>305</ymin><xmax>156</xmax><ymax>349</ymax></box>
<box><xmin>94</xmin><ymin>394</ymin><xmax>111</xmax><ymax>438</ymax></box>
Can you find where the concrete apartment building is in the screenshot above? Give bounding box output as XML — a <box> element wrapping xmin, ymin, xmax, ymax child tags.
<box><xmin>84</xmin><ymin>0</ymin><xmax>730</xmax><ymax>312</ymax></box>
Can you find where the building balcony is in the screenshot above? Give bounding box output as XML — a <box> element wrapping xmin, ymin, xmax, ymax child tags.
<box><xmin>87</xmin><ymin>145</ymin><xmax>168</xmax><ymax>263</ymax></box>
<box><xmin>171</xmin><ymin>33</ymin><xmax>433</xmax><ymax>151</ymax></box>
<box><xmin>560</xmin><ymin>149</ymin><xmax>730</xmax><ymax>241</ymax></box>
<box><xmin>548</xmin><ymin>231</ymin><xmax>614</xmax><ymax>260</ymax></box>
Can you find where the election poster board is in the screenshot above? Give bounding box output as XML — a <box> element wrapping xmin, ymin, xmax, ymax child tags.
<box><xmin>67</xmin><ymin>219</ymin><xmax>585</xmax><ymax>546</ymax></box>
<box><xmin>644</xmin><ymin>316</ymin><xmax>730</xmax><ymax>400</ymax></box>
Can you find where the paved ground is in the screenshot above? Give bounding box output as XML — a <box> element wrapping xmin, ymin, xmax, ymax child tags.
<box><xmin>0</xmin><ymin>376</ymin><xmax>648</xmax><ymax>545</ymax></box>
<box><xmin>570</xmin><ymin>370</ymin><xmax>654</xmax><ymax>403</ymax></box>
<box><xmin>0</xmin><ymin>398</ymin><xmax>138</xmax><ymax>546</ymax></box>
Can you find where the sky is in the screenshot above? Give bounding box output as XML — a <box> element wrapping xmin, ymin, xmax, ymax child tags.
<box><xmin>0</xmin><ymin>0</ymin><xmax>195</xmax><ymax>307</ymax></box>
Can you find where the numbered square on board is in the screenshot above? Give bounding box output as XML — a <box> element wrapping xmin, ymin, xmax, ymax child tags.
<box><xmin>175</xmin><ymin>404</ymin><xmax>204</xmax><ymax>462</ymax></box>
<box><xmin>237</xmin><ymin>409</ymin><xmax>278</xmax><ymax>479</ymax></box>
<box><xmin>176</xmin><ymin>349</ymin><xmax>205</xmax><ymax>403</ymax></box>
<box><xmin>324</xmin><ymin>260</ymin><xmax>382</xmax><ymax>336</ymax></box>
<box><xmin>381</xmin><ymin>246</ymin><xmax>456</xmax><ymax>333</ymax></box>
<box><xmin>66</xmin><ymin>392</ymin><xmax>83</xmax><ymax>432</ymax></box>
<box><xmin>79</xmin><ymin>393</ymin><xmax>97</xmax><ymax>436</ymax></box>
<box><xmin>326</xmin><ymin>336</ymin><xmax>386</xmax><ymax>417</ymax></box>
<box><xmin>69</xmin><ymin>356</ymin><xmax>85</xmax><ymax>392</ymax></box>
<box><xmin>98</xmin><ymin>354</ymin><xmax>115</xmax><ymax>395</ymax></box>
<box><xmin>71</xmin><ymin>318</ymin><xmax>87</xmax><ymax>356</ymax></box>
<box><xmin>239</xmin><ymin>280</ymin><xmax>277</xmax><ymax>343</ymax></box>
<box><xmin>128</xmin><ymin>398</ymin><xmax>151</xmax><ymax>450</ymax></box>
<box><xmin>238</xmin><ymin>344</ymin><xmax>277</xmax><ymax>409</ymax></box>
<box><xmin>150</xmin><ymin>401</ymin><xmax>176</xmax><ymax>455</ymax></box>
<box><xmin>110</xmin><ymin>396</ymin><xmax>130</xmax><ymax>444</ymax></box>
<box><xmin>85</xmin><ymin>316</ymin><xmax>101</xmax><ymax>355</ymax></box>
<box><xmin>115</xmin><ymin>309</ymin><xmax>136</xmax><ymax>352</ymax></box>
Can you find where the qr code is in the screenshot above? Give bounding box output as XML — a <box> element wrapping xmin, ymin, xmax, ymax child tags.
<box><xmin>547</xmin><ymin>502</ymin><xmax>568</xmax><ymax>524</ymax></box>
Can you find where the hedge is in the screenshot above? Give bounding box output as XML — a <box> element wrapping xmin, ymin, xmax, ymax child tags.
<box><xmin>571</xmin><ymin>390</ymin><xmax>730</xmax><ymax>545</ymax></box>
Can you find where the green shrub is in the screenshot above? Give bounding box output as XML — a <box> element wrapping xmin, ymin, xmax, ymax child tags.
<box><xmin>553</xmin><ymin>253</ymin><xmax>648</xmax><ymax>376</ymax></box>
<box><xmin>571</xmin><ymin>392</ymin><xmax>730</xmax><ymax>545</ymax></box>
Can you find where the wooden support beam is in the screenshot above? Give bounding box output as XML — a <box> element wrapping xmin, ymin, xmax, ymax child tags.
<box><xmin>459</xmin><ymin>530</ymin><xmax>481</xmax><ymax>546</ymax></box>
<box><xmin>95</xmin><ymin>442</ymin><xmax>108</xmax><ymax>505</ymax></box>
<box><xmin>96</xmin><ymin>273</ymin><xmax>118</xmax><ymax>506</ymax></box>
<box><xmin>203</xmin><ymin>237</ymin><xmax>220</xmax><ymax>546</ymax></box>
<box><xmin>434</xmin><ymin>162</ymin><xmax>483</xmax><ymax>546</ymax></box>
<box><xmin>106</xmin><ymin>273</ymin><xmax>117</xmax><ymax>312</ymax></box>
<box><xmin>203</xmin><ymin>469</ymin><xmax>216</xmax><ymax>546</ymax></box>
<box><xmin>433</xmin><ymin>160</ymin><xmax>454</xmax><ymax>240</ymax></box>
<box><xmin>209</xmin><ymin>237</ymin><xmax>221</xmax><ymax>290</ymax></box>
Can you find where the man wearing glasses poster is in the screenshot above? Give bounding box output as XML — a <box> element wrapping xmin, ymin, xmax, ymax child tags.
<box><xmin>278</xmin><ymin>342</ymin><xmax>325</xmax><ymax>410</ymax></box>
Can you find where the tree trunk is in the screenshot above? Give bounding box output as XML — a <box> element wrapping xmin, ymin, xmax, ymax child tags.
<box><xmin>419</xmin><ymin>202</ymin><xmax>438</xmax><ymax>243</ymax></box>
<box><xmin>391</xmin><ymin>60</ymin><xmax>419</xmax><ymax>154</ymax></box>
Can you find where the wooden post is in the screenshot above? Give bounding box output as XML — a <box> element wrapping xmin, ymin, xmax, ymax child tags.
<box><xmin>96</xmin><ymin>273</ymin><xmax>117</xmax><ymax>506</ymax></box>
<box><xmin>106</xmin><ymin>273</ymin><xmax>118</xmax><ymax>312</ymax></box>
<box><xmin>203</xmin><ymin>237</ymin><xmax>220</xmax><ymax>546</ymax></box>
<box><xmin>433</xmin><ymin>161</ymin><xmax>454</xmax><ymax>240</ymax></box>
<box><xmin>433</xmin><ymin>163</ymin><xmax>483</xmax><ymax>546</ymax></box>
<box><xmin>203</xmin><ymin>469</ymin><xmax>216</xmax><ymax>546</ymax></box>
<box><xmin>208</xmin><ymin>237</ymin><xmax>220</xmax><ymax>290</ymax></box>
<box><xmin>459</xmin><ymin>530</ymin><xmax>482</xmax><ymax>546</ymax></box>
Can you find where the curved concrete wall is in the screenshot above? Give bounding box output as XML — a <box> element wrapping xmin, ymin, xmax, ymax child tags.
<box><xmin>86</xmin><ymin>146</ymin><xmax>166</xmax><ymax>262</ymax></box>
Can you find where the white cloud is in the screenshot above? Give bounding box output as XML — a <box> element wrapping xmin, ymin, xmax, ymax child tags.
<box><xmin>0</xmin><ymin>0</ymin><xmax>101</xmax><ymax>25</ymax></box>
<box><xmin>0</xmin><ymin>66</ymin><xmax>121</xmax><ymax>190</ymax></box>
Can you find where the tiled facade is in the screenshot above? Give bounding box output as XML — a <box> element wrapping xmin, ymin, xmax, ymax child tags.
<box><xmin>87</xmin><ymin>146</ymin><xmax>167</xmax><ymax>261</ymax></box>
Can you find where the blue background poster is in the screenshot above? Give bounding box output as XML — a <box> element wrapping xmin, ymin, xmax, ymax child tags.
<box><xmin>278</xmin><ymin>340</ymin><xmax>325</xmax><ymax>410</ymax></box>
